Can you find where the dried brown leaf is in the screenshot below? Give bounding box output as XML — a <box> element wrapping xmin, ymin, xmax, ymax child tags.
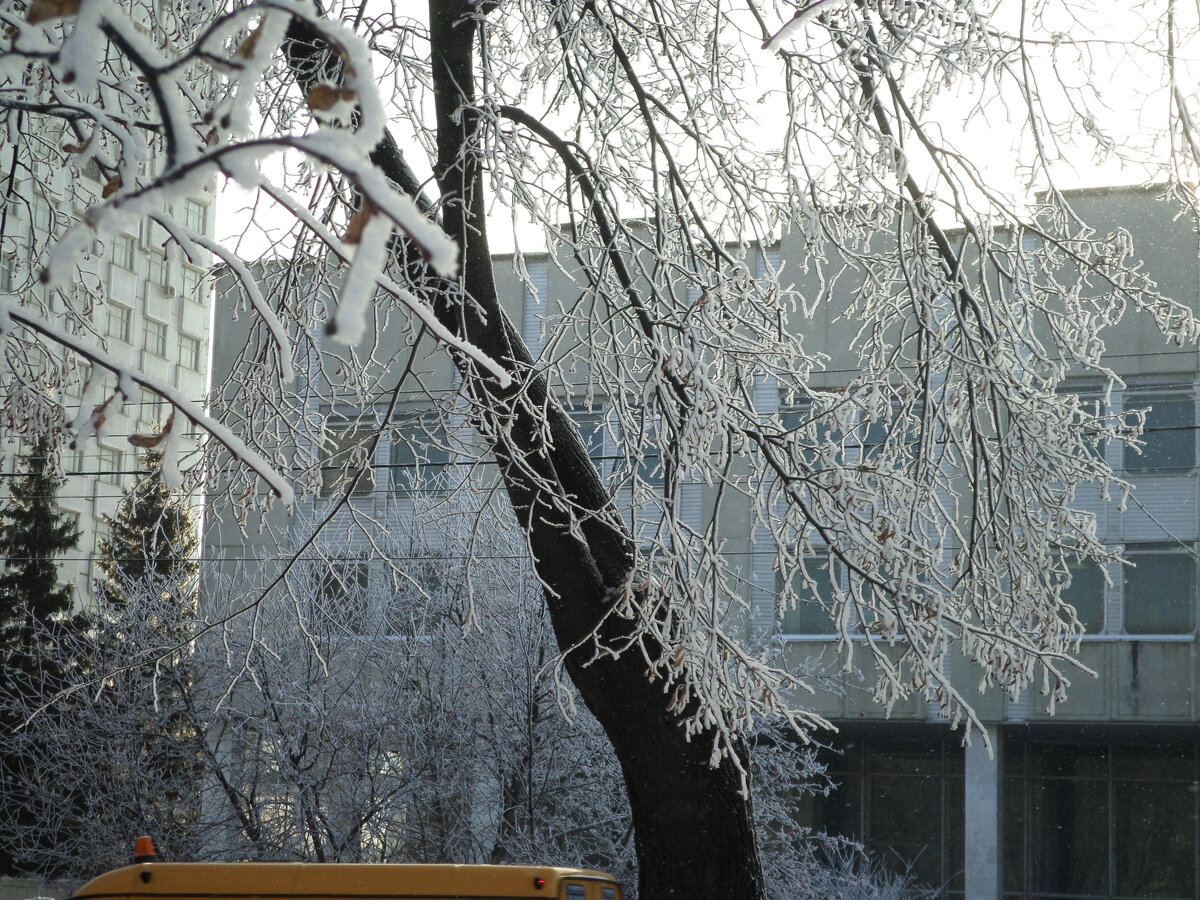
<box><xmin>62</xmin><ymin>134</ymin><xmax>92</xmax><ymax>154</ymax></box>
<box><xmin>101</xmin><ymin>175</ymin><xmax>121</xmax><ymax>198</ymax></box>
<box><xmin>306</xmin><ymin>84</ymin><xmax>355</xmax><ymax>111</ymax></box>
<box><xmin>128</xmin><ymin>431</ymin><xmax>164</xmax><ymax>448</ymax></box>
<box><xmin>343</xmin><ymin>200</ymin><xmax>375</xmax><ymax>245</ymax></box>
<box><xmin>26</xmin><ymin>0</ymin><xmax>77</xmax><ymax>24</ymax></box>
<box><xmin>234</xmin><ymin>25</ymin><xmax>261</xmax><ymax>59</ymax></box>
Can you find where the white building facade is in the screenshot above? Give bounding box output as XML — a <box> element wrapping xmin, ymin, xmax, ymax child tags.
<box><xmin>0</xmin><ymin>152</ymin><xmax>214</xmax><ymax>603</ymax></box>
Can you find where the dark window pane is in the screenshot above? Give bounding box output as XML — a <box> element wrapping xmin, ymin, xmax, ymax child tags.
<box><xmin>569</xmin><ymin>412</ymin><xmax>607</xmax><ymax>464</ymax></box>
<box><xmin>1062</xmin><ymin>559</ymin><xmax>1105</xmax><ymax>634</ymax></box>
<box><xmin>1114</xmin><ymin>779</ymin><xmax>1195</xmax><ymax>898</ymax></box>
<box><xmin>1027</xmin><ymin>742</ymin><xmax>1108</xmax><ymax>779</ymax></box>
<box><xmin>945</xmin><ymin>767</ymin><xmax>966</xmax><ymax>891</ymax></box>
<box><xmin>1026</xmin><ymin>777</ymin><xmax>1109</xmax><ymax>896</ymax></box>
<box><xmin>869</xmin><ymin>740</ymin><xmax>946</xmax><ymax>777</ymax></box>
<box><xmin>822</xmin><ymin>771</ymin><xmax>864</xmax><ymax>838</ymax></box>
<box><xmin>801</xmin><ymin>734</ymin><xmax>961</xmax><ymax>890</ymax></box>
<box><xmin>1111</xmin><ymin>744</ymin><xmax>1194</xmax><ymax>781</ymax></box>
<box><xmin>1003</xmin><ymin>776</ymin><xmax>1026</xmax><ymax>895</ymax></box>
<box><xmin>1124</xmin><ymin>548</ymin><xmax>1196</xmax><ymax>635</ymax></box>
<box><xmin>868</xmin><ymin>774</ymin><xmax>945</xmax><ymax>888</ymax></box>
<box><xmin>390</xmin><ymin>416</ymin><xmax>449</xmax><ymax>491</ymax></box>
<box><xmin>322</xmin><ymin>425</ymin><xmax>374</xmax><ymax>496</ymax></box>
<box><xmin>779</xmin><ymin>559</ymin><xmax>838</xmax><ymax>634</ymax></box>
<box><xmin>315</xmin><ymin>559</ymin><xmax>368</xmax><ymax>633</ymax></box>
<box><xmin>1125</xmin><ymin>395</ymin><xmax>1195</xmax><ymax>473</ymax></box>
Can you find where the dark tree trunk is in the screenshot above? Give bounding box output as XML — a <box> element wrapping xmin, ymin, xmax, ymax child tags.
<box><xmin>286</xmin><ymin>5</ymin><xmax>766</xmax><ymax>896</ymax></box>
<box><xmin>425</xmin><ymin>7</ymin><xmax>763</xmax><ymax>898</ymax></box>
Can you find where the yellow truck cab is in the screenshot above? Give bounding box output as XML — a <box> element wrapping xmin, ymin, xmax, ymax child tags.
<box><xmin>69</xmin><ymin>859</ymin><xmax>623</xmax><ymax>900</ymax></box>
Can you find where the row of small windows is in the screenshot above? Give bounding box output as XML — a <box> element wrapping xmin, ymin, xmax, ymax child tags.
<box><xmin>29</xmin><ymin>195</ymin><xmax>207</xmax><ymax>243</ymax></box>
<box><xmin>518</xmin><ymin>251</ymin><xmax>779</xmax><ymax>360</ymax></box>
<box><xmin>103</xmin><ymin>302</ymin><xmax>204</xmax><ymax>369</ymax></box>
<box><xmin>319</xmin><ymin>416</ymin><xmax>452</xmax><ymax>497</ymax></box>
<box><xmin>111</xmin><ymin>231</ymin><xmax>209</xmax><ymax>297</ymax></box>
<box><xmin>772</xmin><ymin>390</ymin><xmax>1199</xmax><ymax>476</ymax></box>
<box><xmin>778</xmin><ymin>544</ymin><xmax>1197</xmax><ymax>638</ymax></box>
<box><xmin>320</xmin><ymin>410</ymin><xmax>676</xmax><ymax>498</ymax></box>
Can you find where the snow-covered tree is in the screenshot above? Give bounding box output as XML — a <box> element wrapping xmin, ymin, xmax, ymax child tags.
<box><xmin>0</xmin><ymin>430</ymin><xmax>81</xmax><ymax>876</ymax></box>
<box><xmin>0</xmin><ymin>451</ymin><xmax>204</xmax><ymax>875</ymax></box>
<box><xmin>96</xmin><ymin>448</ymin><xmax>199</xmax><ymax>614</ymax></box>
<box><xmin>6</xmin><ymin>0</ymin><xmax>1200</xmax><ymax>895</ymax></box>
<box><xmin>90</xmin><ymin>450</ymin><xmax>202</xmax><ymax>864</ymax></box>
<box><xmin>0</xmin><ymin>431</ymin><xmax>80</xmax><ymax>671</ymax></box>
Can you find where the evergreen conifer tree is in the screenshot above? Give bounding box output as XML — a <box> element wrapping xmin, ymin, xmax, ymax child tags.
<box><xmin>97</xmin><ymin>448</ymin><xmax>198</xmax><ymax>622</ymax></box>
<box><xmin>0</xmin><ymin>430</ymin><xmax>82</xmax><ymax>876</ymax></box>
<box><xmin>0</xmin><ymin>431</ymin><xmax>81</xmax><ymax>672</ymax></box>
<box><xmin>92</xmin><ymin>449</ymin><xmax>202</xmax><ymax>860</ymax></box>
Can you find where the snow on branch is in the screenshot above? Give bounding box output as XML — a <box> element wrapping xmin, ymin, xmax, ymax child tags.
<box><xmin>0</xmin><ymin>0</ymin><xmax>504</xmax><ymax>500</ymax></box>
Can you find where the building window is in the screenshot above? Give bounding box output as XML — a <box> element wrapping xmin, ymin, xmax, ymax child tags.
<box><xmin>183</xmin><ymin>199</ymin><xmax>208</xmax><ymax>234</ymax></box>
<box><xmin>321</xmin><ymin>422</ymin><xmax>374</xmax><ymax>497</ymax></box>
<box><xmin>32</xmin><ymin>197</ymin><xmax>52</xmax><ymax>234</ymax></box>
<box><xmin>138</xmin><ymin>387</ymin><xmax>165</xmax><ymax>425</ymax></box>
<box><xmin>1124</xmin><ymin>392</ymin><xmax>1194</xmax><ymax>474</ymax></box>
<box><xmin>106</xmin><ymin>303</ymin><xmax>132</xmax><ymax>343</ymax></box>
<box><xmin>112</xmin><ymin>233</ymin><xmax>136</xmax><ymax>270</ymax></box>
<box><xmin>181</xmin><ymin>265</ymin><xmax>203</xmax><ymax>299</ymax></box>
<box><xmin>383</xmin><ymin>555</ymin><xmax>445</xmax><ymax>637</ymax></box>
<box><xmin>97</xmin><ymin>445</ymin><xmax>122</xmax><ymax>485</ymax></box>
<box><xmin>779</xmin><ymin>402</ymin><xmax>888</xmax><ymax>467</ymax></box>
<box><xmin>93</xmin><ymin>520</ymin><xmax>111</xmax><ymax>555</ymax></box>
<box><xmin>1004</xmin><ymin>736</ymin><xmax>1198</xmax><ymax>900</ymax></box>
<box><xmin>143</xmin><ymin>319</ymin><xmax>167</xmax><ymax>357</ymax></box>
<box><xmin>1123</xmin><ymin>544</ymin><xmax>1195</xmax><ymax>634</ymax></box>
<box><xmin>1061</xmin><ymin>557</ymin><xmax>1106</xmax><ymax>635</ymax></box>
<box><xmin>778</xmin><ymin>556</ymin><xmax>841</xmax><ymax>636</ymax></box>
<box><xmin>389</xmin><ymin>414</ymin><xmax>449</xmax><ymax>492</ymax></box>
<box><xmin>805</xmin><ymin>730</ymin><xmax>965</xmax><ymax>893</ymax></box>
<box><xmin>520</xmin><ymin>260</ymin><xmax>548</xmax><ymax>357</ymax></box>
<box><xmin>0</xmin><ymin>252</ymin><xmax>13</xmax><ymax>292</ymax></box>
<box><xmin>315</xmin><ymin>557</ymin><xmax>369</xmax><ymax>633</ymax></box>
<box><xmin>178</xmin><ymin>333</ymin><xmax>203</xmax><ymax>372</ymax></box>
<box><xmin>147</xmin><ymin>251</ymin><xmax>168</xmax><ymax>286</ymax></box>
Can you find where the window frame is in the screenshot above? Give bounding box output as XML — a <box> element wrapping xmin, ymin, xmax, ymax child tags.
<box><xmin>1121</xmin><ymin>542</ymin><xmax>1197</xmax><ymax>636</ymax></box>
<box><xmin>777</xmin><ymin>552</ymin><xmax>845</xmax><ymax>638</ymax></box>
<box><xmin>519</xmin><ymin>258</ymin><xmax>549</xmax><ymax>357</ymax></box>
<box><xmin>178</xmin><ymin>333</ymin><xmax>203</xmax><ymax>372</ymax></box>
<box><xmin>105</xmin><ymin>303</ymin><xmax>132</xmax><ymax>343</ymax></box>
<box><xmin>111</xmin><ymin>233</ymin><xmax>136</xmax><ymax>271</ymax></box>
<box><xmin>97</xmin><ymin>444</ymin><xmax>123</xmax><ymax>485</ymax></box>
<box><xmin>321</xmin><ymin>419</ymin><xmax>376</xmax><ymax>498</ymax></box>
<box><xmin>143</xmin><ymin>318</ymin><xmax>168</xmax><ymax>357</ymax></box>
<box><xmin>1123</xmin><ymin>390</ymin><xmax>1196</xmax><ymax>475</ymax></box>
<box><xmin>183</xmin><ymin>198</ymin><xmax>208</xmax><ymax>234</ymax></box>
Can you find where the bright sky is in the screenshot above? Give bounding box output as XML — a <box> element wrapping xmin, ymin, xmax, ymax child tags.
<box><xmin>217</xmin><ymin>0</ymin><xmax>1200</xmax><ymax>260</ymax></box>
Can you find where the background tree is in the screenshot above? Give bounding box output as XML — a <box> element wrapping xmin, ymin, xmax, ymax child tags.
<box><xmin>88</xmin><ymin>449</ymin><xmax>202</xmax><ymax>867</ymax></box>
<box><xmin>6</xmin><ymin>0</ymin><xmax>1200</xmax><ymax>896</ymax></box>
<box><xmin>0</xmin><ymin>429</ymin><xmax>80</xmax><ymax>876</ymax></box>
<box><xmin>0</xmin><ymin>483</ymin><xmax>926</xmax><ymax>898</ymax></box>
<box><xmin>96</xmin><ymin>448</ymin><xmax>199</xmax><ymax>616</ymax></box>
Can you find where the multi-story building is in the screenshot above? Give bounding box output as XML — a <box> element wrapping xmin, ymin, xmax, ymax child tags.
<box><xmin>497</xmin><ymin>185</ymin><xmax>1200</xmax><ymax>900</ymax></box>
<box><xmin>761</xmin><ymin>185</ymin><xmax>1200</xmax><ymax>900</ymax></box>
<box><xmin>207</xmin><ymin>185</ymin><xmax>1200</xmax><ymax>899</ymax></box>
<box><xmin>0</xmin><ymin>152</ymin><xmax>215</xmax><ymax>603</ymax></box>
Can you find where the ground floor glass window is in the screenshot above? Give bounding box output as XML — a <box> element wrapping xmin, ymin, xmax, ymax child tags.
<box><xmin>1003</xmin><ymin>732</ymin><xmax>1199</xmax><ymax>900</ymax></box>
<box><xmin>805</xmin><ymin>729</ymin><xmax>965</xmax><ymax>894</ymax></box>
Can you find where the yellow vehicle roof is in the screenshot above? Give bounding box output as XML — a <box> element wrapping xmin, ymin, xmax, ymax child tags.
<box><xmin>70</xmin><ymin>863</ymin><xmax>619</xmax><ymax>900</ymax></box>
